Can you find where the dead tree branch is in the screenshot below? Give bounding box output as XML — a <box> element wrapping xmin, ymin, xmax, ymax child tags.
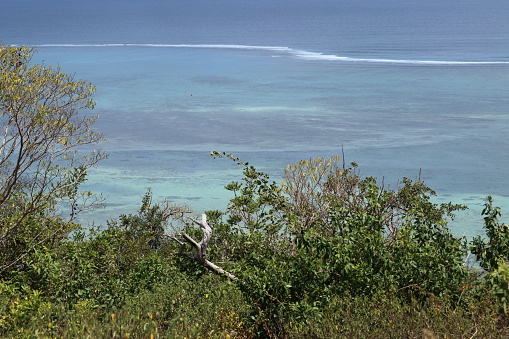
<box><xmin>168</xmin><ymin>214</ymin><xmax>237</xmax><ymax>280</ymax></box>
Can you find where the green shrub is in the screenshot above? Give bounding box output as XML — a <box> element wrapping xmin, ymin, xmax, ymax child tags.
<box><xmin>471</xmin><ymin>196</ymin><xmax>509</xmax><ymax>272</ymax></box>
<box><xmin>471</xmin><ymin>197</ymin><xmax>509</xmax><ymax>313</ymax></box>
<box><xmin>206</xmin><ymin>154</ymin><xmax>472</xmax><ymax>336</ymax></box>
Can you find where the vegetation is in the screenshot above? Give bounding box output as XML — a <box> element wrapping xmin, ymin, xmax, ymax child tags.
<box><xmin>1</xmin><ymin>45</ymin><xmax>509</xmax><ymax>338</ymax></box>
<box><xmin>0</xmin><ymin>44</ymin><xmax>106</xmax><ymax>273</ymax></box>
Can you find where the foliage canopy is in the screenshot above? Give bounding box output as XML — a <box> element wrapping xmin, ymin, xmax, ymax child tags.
<box><xmin>0</xmin><ymin>44</ymin><xmax>106</xmax><ymax>273</ymax></box>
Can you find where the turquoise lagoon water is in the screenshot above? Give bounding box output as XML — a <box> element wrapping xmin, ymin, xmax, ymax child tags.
<box><xmin>1</xmin><ymin>0</ymin><xmax>509</xmax><ymax>238</ymax></box>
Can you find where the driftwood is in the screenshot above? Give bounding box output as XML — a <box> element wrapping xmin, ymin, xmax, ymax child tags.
<box><xmin>168</xmin><ymin>214</ymin><xmax>237</xmax><ymax>280</ymax></box>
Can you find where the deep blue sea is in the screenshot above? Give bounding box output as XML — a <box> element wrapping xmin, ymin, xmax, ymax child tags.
<box><xmin>2</xmin><ymin>0</ymin><xmax>509</xmax><ymax>238</ymax></box>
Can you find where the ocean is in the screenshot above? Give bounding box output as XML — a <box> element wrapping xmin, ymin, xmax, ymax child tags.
<box><xmin>1</xmin><ymin>0</ymin><xmax>509</xmax><ymax>238</ymax></box>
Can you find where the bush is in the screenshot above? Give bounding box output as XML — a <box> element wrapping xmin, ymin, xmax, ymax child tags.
<box><xmin>205</xmin><ymin>154</ymin><xmax>473</xmax><ymax>336</ymax></box>
<box><xmin>3</xmin><ymin>153</ymin><xmax>509</xmax><ymax>337</ymax></box>
<box><xmin>471</xmin><ymin>197</ymin><xmax>509</xmax><ymax>313</ymax></box>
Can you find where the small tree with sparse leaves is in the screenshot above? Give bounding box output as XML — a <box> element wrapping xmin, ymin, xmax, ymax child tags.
<box><xmin>0</xmin><ymin>45</ymin><xmax>107</xmax><ymax>273</ymax></box>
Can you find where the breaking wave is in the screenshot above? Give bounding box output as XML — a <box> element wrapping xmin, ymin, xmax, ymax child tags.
<box><xmin>33</xmin><ymin>43</ymin><xmax>509</xmax><ymax>65</ymax></box>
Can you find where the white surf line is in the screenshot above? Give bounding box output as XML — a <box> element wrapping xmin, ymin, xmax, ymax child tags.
<box><xmin>292</xmin><ymin>51</ymin><xmax>509</xmax><ymax>65</ymax></box>
<box><xmin>31</xmin><ymin>43</ymin><xmax>509</xmax><ymax>65</ymax></box>
<box><xmin>32</xmin><ymin>43</ymin><xmax>292</xmax><ymax>51</ymax></box>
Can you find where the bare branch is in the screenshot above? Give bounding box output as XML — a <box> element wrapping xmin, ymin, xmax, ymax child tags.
<box><xmin>169</xmin><ymin>214</ymin><xmax>237</xmax><ymax>280</ymax></box>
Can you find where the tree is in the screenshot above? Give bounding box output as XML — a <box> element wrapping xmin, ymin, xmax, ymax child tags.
<box><xmin>0</xmin><ymin>45</ymin><xmax>106</xmax><ymax>273</ymax></box>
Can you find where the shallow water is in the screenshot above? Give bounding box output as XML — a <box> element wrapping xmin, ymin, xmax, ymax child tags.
<box><xmin>2</xmin><ymin>0</ymin><xmax>509</xmax><ymax>238</ymax></box>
